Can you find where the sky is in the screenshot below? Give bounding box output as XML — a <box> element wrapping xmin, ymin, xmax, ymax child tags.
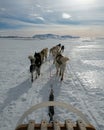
<box><xmin>0</xmin><ymin>0</ymin><xmax>104</xmax><ymax>37</ymax></box>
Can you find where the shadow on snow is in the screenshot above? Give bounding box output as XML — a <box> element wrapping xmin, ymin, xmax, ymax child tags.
<box><xmin>0</xmin><ymin>78</ymin><xmax>32</xmax><ymax>112</ymax></box>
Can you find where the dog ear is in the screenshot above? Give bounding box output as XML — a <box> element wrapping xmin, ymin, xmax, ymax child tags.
<box><xmin>34</xmin><ymin>52</ymin><xmax>36</xmax><ymax>57</ymax></box>
<box><xmin>35</xmin><ymin>52</ymin><xmax>38</xmax><ymax>55</ymax></box>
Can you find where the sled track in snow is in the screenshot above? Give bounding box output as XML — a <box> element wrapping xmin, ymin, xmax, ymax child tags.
<box><xmin>64</xmin><ymin>63</ymin><xmax>101</xmax><ymax>130</ymax></box>
<box><xmin>27</xmin><ymin>59</ymin><xmax>100</xmax><ymax>130</ymax></box>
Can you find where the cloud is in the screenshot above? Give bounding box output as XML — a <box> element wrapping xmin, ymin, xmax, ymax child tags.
<box><xmin>62</xmin><ymin>13</ymin><xmax>72</xmax><ymax>19</ymax></box>
<box><xmin>29</xmin><ymin>13</ymin><xmax>39</xmax><ymax>17</ymax></box>
<box><xmin>36</xmin><ymin>17</ymin><xmax>45</xmax><ymax>21</ymax></box>
<box><xmin>46</xmin><ymin>10</ymin><xmax>54</xmax><ymax>13</ymax></box>
<box><xmin>0</xmin><ymin>8</ymin><xmax>6</xmax><ymax>12</ymax></box>
<box><xmin>0</xmin><ymin>0</ymin><xmax>104</xmax><ymax>29</ymax></box>
<box><xmin>35</xmin><ymin>4</ymin><xmax>41</xmax><ymax>8</ymax></box>
<box><xmin>0</xmin><ymin>18</ymin><xmax>29</xmax><ymax>29</ymax></box>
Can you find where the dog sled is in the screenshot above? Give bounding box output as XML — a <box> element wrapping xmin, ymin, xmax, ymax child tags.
<box><xmin>15</xmin><ymin>101</ymin><xmax>96</xmax><ymax>130</ymax></box>
<box><xmin>15</xmin><ymin>87</ymin><xmax>96</xmax><ymax>130</ymax></box>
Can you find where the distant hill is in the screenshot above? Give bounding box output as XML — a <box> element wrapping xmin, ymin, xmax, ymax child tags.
<box><xmin>0</xmin><ymin>34</ymin><xmax>80</xmax><ymax>39</ymax></box>
<box><xmin>0</xmin><ymin>36</ymin><xmax>30</xmax><ymax>39</ymax></box>
<box><xmin>32</xmin><ymin>34</ymin><xmax>80</xmax><ymax>39</ymax></box>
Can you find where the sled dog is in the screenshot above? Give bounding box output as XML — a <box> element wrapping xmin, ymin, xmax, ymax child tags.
<box><xmin>40</xmin><ymin>48</ymin><xmax>48</xmax><ymax>63</ymax></box>
<box><xmin>54</xmin><ymin>53</ymin><xmax>69</xmax><ymax>81</ymax></box>
<box><xmin>34</xmin><ymin>52</ymin><xmax>42</xmax><ymax>79</ymax></box>
<box><xmin>50</xmin><ymin>44</ymin><xmax>61</xmax><ymax>57</ymax></box>
<box><xmin>29</xmin><ymin>52</ymin><xmax>42</xmax><ymax>82</ymax></box>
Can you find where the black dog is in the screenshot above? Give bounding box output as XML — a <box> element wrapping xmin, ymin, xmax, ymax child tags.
<box><xmin>34</xmin><ymin>52</ymin><xmax>42</xmax><ymax>79</ymax></box>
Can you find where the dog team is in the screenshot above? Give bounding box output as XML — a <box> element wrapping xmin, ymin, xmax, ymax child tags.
<box><xmin>28</xmin><ymin>44</ymin><xmax>69</xmax><ymax>82</ymax></box>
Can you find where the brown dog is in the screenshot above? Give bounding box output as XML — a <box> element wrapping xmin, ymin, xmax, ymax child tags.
<box><xmin>40</xmin><ymin>48</ymin><xmax>48</xmax><ymax>63</ymax></box>
<box><xmin>50</xmin><ymin>45</ymin><xmax>61</xmax><ymax>57</ymax></box>
<box><xmin>54</xmin><ymin>53</ymin><xmax>69</xmax><ymax>81</ymax></box>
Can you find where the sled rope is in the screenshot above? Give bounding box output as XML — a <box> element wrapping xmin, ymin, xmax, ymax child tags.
<box><xmin>48</xmin><ymin>88</ymin><xmax>54</xmax><ymax>123</ymax></box>
<box><xmin>16</xmin><ymin>101</ymin><xmax>90</xmax><ymax>127</ymax></box>
<box><xmin>49</xmin><ymin>58</ymin><xmax>53</xmax><ymax>88</ymax></box>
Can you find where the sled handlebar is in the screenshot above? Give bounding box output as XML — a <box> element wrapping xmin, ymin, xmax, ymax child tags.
<box><xmin>16</xmin><ymin>101</ymin><xmax>90</xmax><ymax>127</ymax></box>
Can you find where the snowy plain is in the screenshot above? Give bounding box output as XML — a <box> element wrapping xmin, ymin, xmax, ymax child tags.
<box><xmin>0</xmin><ymin>37</ymin><xmax>104</xmax><ymax>130</ymax></box>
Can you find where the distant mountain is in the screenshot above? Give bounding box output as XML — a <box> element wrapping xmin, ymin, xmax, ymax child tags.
<box><xmin>32</xmin><ymin>34</ymin><xmax>80</xmax><ymax>39</ymax></box>
<box><xmin>0</xmin><ymin>34</ymin><xmax>80</xmax><ymax>39</ymax></box>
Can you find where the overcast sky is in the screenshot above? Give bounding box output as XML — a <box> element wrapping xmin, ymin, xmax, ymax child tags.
<box><xmin>0</xmin><ymin>0</ymin><xmax>104</xmax><ymax>36</ymax></box>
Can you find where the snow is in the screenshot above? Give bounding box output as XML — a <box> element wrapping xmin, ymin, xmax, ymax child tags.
<box><xmin>0</xmin><ymin>38</ymin><xmax>104</xmax><ymax>130</ymax></box>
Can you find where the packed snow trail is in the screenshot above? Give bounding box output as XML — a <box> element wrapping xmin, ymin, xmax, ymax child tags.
<box><xmin>28</xmin><ymin>57</ymin><xmax>99</xmax><ymax>129</ymax></box>
<box><xmin>65</xmin><ymin>63</ymin><xmax>101</xmax><ymax>130</ymax></box>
